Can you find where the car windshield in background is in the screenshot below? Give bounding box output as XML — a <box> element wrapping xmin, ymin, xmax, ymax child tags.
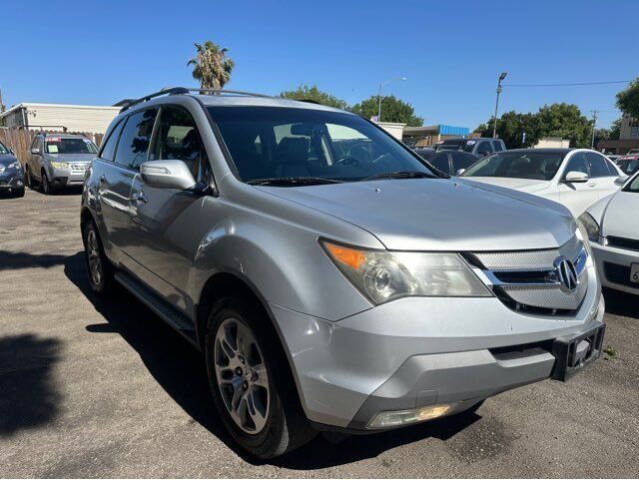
<box><xmin>208</xmin><ymin>106</ymin><xmax>434</xmax><ymax>184</ymax></box>
<box><xmin>462</xmin><ymin>151</ymin><xmax>566</xmax><ymax>181</ymax></box>
<box><xmin>439</xmin><ymin>139</ymin><xmax>474</xmax><ymax>152</ymax></box>
<box><xmin>0</xmin><ymin>142</ymin><xmax>9</xmax><ymax>155</ymax></box>
<box><xmin>619</xmin><ymin>159</ymin><xmax>639</xmax><ymax>175</ymax></box>
<box><xmin>45</xmin><ymin>137</ymin><xmax>98</xmax><ymax>154</ymax></box>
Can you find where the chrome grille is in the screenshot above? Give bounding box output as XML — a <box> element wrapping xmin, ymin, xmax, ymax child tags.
<box><xmin>471</xmin><ymin>236</ymin><xmax>588</xmax><ymax>313</ymax></box>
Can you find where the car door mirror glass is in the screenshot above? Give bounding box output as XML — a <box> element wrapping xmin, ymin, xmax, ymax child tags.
<box><xmin>140</xmin><ymin>160</ymin><xmax>197</xmax><ymax>190</ymax></box>
<box><xmin>614</xmin><ymin>175</ymin><xmax>628</xmax><ymax>186</ymax></box>
<box><xmin>565</xmin><ymin>170</ymin><xmax>589</xmax><ymax>183</ymax></box>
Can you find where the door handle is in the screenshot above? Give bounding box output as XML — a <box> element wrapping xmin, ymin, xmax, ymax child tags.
<box><xmin>588</xmin><ymin>183</ymin><xmax>596</xmax><ymax>188</ymax></box>
<box><xmin>99</xmin><ymin>175</ymin><xmax>107</xmax><ymax>185</ymax></box>
<box><xmin>132</xmin><ymin>190</ymin><xmax>148</xmax><ymax>204</ymax></box>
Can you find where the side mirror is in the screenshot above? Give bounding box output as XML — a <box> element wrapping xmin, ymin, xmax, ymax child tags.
<box><xmin>31</xmin><ymin>147</ymin><xmax>40</xmax><ymax>155</ymax></box>
<box><xmin>456</xmin><ymin>168</ymin><xmax>466</xmax><ymax>176</ymax></box>
<box><xmin>140</xmin><ymin>160</ymin><xmax>196</xmax><ymax>190</ymax></box>
<box><xmin>615</xmin><ymin>175</ymin><xmax>629</xmax><ymax>186</ymax></box>
<box><xmin>564</xmin><ymin>171</ymin><xmax>589</xmax><ymax>183</ymax></box>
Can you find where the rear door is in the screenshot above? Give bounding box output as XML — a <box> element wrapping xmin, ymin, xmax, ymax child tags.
<box><xmin>557</xmin><ymin>152</ymin><xmax>600</xmax><ymax>216</ymax></box>
<box><xmin>127</xmin><ymin>104</ymin><xmax>214</xmax><ymax>309</ymax></box>
<box><xmin>99</xmin><ymin>109</ymin><xmax>157</xmax><ymax>262</ymax></box>
<box><xmin>587</xmin><ymin>152</ymin><xmax>620</xmax><ymax>198</ymax></box>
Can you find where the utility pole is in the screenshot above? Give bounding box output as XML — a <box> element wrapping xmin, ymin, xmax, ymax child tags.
<box><xmin>493</xmin><ymin>72</ymin><xmax>508</xmax><ymax>138</ymax></box>
<box><xmin>590</xmin><ymin>109</ymin><xmax>599</xmax><ymax>149</ymax></box>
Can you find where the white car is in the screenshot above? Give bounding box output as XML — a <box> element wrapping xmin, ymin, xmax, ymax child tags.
<box><xmin>462</xmin><ymin>148</ymin><xmax>627</xmax><ymax>217</ymax></box>
<box><xmin>581</xmin><ymin>172</ymin><xmax>639</xmax><ymax>296</ymax></box>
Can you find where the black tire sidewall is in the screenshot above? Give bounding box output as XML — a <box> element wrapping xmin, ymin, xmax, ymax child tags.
<box><xmin>204</xmin><ymin>299</ymin><xmax>296</xmax><ymax>458</ymax></box>
<box><xmin>82</xmin><ymin>220</ymin><xmax>110</xmax><ymax>294</ymax></box>
<box><xmin>41</xmin><ymin>170</ymin><xmax>49</xmax><ymax>194</ymax></box>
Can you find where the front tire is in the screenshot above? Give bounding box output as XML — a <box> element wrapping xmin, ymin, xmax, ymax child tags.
<box><xmin>41</xmin><ymin>170</ymin><xmax>52</xmax><ymax>194</ymax></box>
<box><xmin>82</xmin><ymin>220</ymin><xmax>113</xmax><ymax>294</ymax></box>
<box><xmin>204</xmin><ymin>298</ymin><xmax>316</xmax><ymax>458</ymax></box>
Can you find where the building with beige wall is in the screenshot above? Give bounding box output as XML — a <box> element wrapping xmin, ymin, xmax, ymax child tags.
<box><xmin>0</xmin><ymin>102</ymin><xmax>120</xmax><ymax>134</ymax></box>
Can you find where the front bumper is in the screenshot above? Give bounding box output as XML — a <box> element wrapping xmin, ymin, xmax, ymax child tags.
<box><xmin>0</xmin><ymin>172</ymin><xmax>24</xmax><ymax>191</ymax></box>
<box><xmin>49</xmin><ymin>165</ymin><xmax>88</xmax><ymax>187</ymax></box>
<box><xmin>270</xmin><ymin>267</ymin><xmax>604</xmax><ymax>430</ymax></box>
<box><xmin>592</xmin><ymin>242</ymin><xmax>639</xmax><ymax>295</ymax></box>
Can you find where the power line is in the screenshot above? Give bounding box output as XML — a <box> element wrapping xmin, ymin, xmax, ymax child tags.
<box><xmin>503</xmin><ymin>80</ymin><xmax>631</xmax><ymax>88</ymax></box>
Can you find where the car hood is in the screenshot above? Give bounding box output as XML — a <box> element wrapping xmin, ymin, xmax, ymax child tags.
<box><xmin>601</xmin><ymin>191</ymin><xmax>639</xmax><ymax>239</ymax></box>
<box><xmin>461</xmin><ymin>176</ymin><xmax>551</xmax><ymax>193</ymax></box>
<box><xmin>0</xmin><ymin>154</ymin><xmax>18</xmax><ymax>166</ymax></box>
<box><xmin>45</xmin><ymin>153</ymin><xmax>95</xmax><ymax>163</ymax></box>
<box><xmin>258</xmin><ymin>178</ymin><xmax>575</xmax><ymax>251</ymax></box>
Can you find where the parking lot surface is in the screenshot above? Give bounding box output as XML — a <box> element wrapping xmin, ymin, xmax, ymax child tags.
<box><xmin>1</xmin><ymin>189</ymin><xmax>639</xmax><ymax>478</ymax></box>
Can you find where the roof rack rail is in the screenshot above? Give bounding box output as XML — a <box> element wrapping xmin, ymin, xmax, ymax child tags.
<box><xmin>118</xmin><ymin>87</ymin><xmax>273</xmax><ymax>112</ymax></box>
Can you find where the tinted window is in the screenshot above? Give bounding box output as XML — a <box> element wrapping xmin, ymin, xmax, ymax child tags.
<box><xmin>428</xmin><ymin>152</ymin><xmax>451</xmax><ymax>174</ymax></box>
<box><xmin>464</xmin><ymin>151</ymin><xmax>566</xmax><ymax>181</ymax></box>
<box><xmin>208</xmin><ymin>106</ymin><xmax>433</xmax><ymax>183</ymax></box>
<box><xmin>414</xmin><ymin>148</ymin><xmax>435</xmax><ymax>161</ymax></box>
<box><xmin>152</xmin><ymin>106</ymin><xmax>210</xmax><ymax>182</ymax></box>
<box><xmin>100</xmin><ymin>120</ymin><xmax>124</xmax><ymax>161</ymax></box>
<box><xmin>115</xmin><ymin>109</ymin><xmax>157</xmax><ymax>169</ymax></box>
<box><xmin>450</xmin><ymin>151</ymin><xmax>478</xmax><ymax>172</ymax></box>
<box><xmin>30</xmin><ymin>137</ymin><xmax>41</xmax><ymax>154</ymax></box>
<box><xmin>564</xmin><ymin>153</ymin><xmax>588</xmax><ymax>176</ymax></box>
<box><xmin>605</xmin><ymin>159</ymin><xmax>618</xmax><ymax>175</ymax></box>
<box><xmin>477</xmin><ymin>141</ymin><xmax>492</xmax><ymax>155</ymax></box>
<box><xmin>624</xmin><ymin>172</ymin><xmax>639</xmax><ymax>192</ymax></box>
<box><xmin>587</xmin><ymin>153</ymin><xmax>612</xmax><ymax>177</ymax></box>
<box><xmin>492</xmin><ymin>140</ymin><xmax>504</xmax><ymax>152</ymax></box>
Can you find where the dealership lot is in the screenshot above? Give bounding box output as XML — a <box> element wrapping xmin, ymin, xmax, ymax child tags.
<box><xmin>1</xmin><ymin>190</ymin><xmax>639</xmax><ymax>478</ymax></box>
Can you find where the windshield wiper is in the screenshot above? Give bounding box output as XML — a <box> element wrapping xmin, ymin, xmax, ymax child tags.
<box><xmin>247</xmin><ymin>177</ymin><xmax>344</xmax><ymax>186</ymax></box>
<box><xmin>360</xmin><ymin>171</ymin><xmax>435</xmax><ymax>182</ymax></box>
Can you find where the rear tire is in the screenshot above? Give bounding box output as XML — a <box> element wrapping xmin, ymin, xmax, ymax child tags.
<box><xmin>82</xmin><ymin>219</ymin><xmax>113</xmax><ymax>295</ymax></box>
<box><xmin>24</xmin><ymin>167</ymin><xmax>33</xmax><ymax>189</ymax></box>
<box><xmin>204</xmin><ymin>297</ymin><xmax>316</xmax><ymax>458</ymax></box>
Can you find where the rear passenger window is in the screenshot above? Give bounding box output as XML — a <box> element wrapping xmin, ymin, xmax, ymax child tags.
<box><xmin>587</xmin><ymin>153</ymin><xmax>612</xmax><ymax>177</ymax></box>
<box><xmin>99</xmin><ymin>120</ymin><xmax>124</xmax><ymax>161</ymax></box>
<box><xmin>115</xmin><ymin>109</ymin><xmax>157</xmax><ymax>169</ymax></box>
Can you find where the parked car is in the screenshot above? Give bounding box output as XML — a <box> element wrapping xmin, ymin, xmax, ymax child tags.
<box><xmin>415</xmin><ymin>148</ymin><xmax>479</xmax><ymax>175</ymax></box>
<box><xmin>461</xmin><ymin>148</ymin><xmax>627</xmax><ymax>217</ymax></box>
<box><xmin>434</xmin><ymin>137</ymin><xmax>506</xmax><ymax>157</ymax></box>
<box><xmin>605</xmin><ymin>154</ymin><xmax>620</xmax><ymax>164</ymax></box>
<box><xmin>81</xmin><ymin>87</ymin><xmax>605</xmax><ymax>458</ymax></box>
<box><xmin>0</xmin><ymin>140</ymin><xmax>25</xmax><ymax>197</ymax></box>
<box><xmin>582</xmin><ymin>172</ymin><xmax>639</xmax><ymax>296</ymax></box>
<box><xmin>25</xmin><ymin>133</ymin><xmax>98</xmax><ymax>194</ymax></box>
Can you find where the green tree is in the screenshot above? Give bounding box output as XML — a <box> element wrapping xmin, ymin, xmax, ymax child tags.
<box><xmin>616</xmin><ymin>77</ymin><xmax>639</xmax><ymax>118</ymax></box>
<box><xmin>279</xmin><ymin>84</ymin><xmax>348</xmax><ymax>109</ymax></box>
<box><xmin>187</xmin><ymin>41</ymin><xmax>234</xmax><ymax>89</ymax></box>
<box><xmin>474</xmin><ymin>111</ymin><xmax>542</xmax><ymax>148</ymax></box>
<box><xmin>537</xmin><ymin>103</ymin><xmax>592</xmax><ymax>147</ymax></box>
<box><xmin>609</xmin><ymin>118</ymin><xmax>622</xmax><ymax>140</ymax></box>
<box><xmin>351</xmin><ymin>95</ymin><xmax>423</xmax><ymax>127</ymax></box>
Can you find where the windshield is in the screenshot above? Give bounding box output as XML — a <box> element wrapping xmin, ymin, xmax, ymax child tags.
<box><xmin>0</xmin><ymin>141</ymin><xmax>8</xmax><ymax>155</ymax></box>
<box><xmin>620</xmin><ymin>159</ymin><xmax>639</xmax><ymax>175</ymax></box>
<box><xmin>462</xmin><ymin>150</ymin><xmax>566</xmax><ymax>180</ymax></box>
<box><xmin>45</xmin><ymin>137</ymin><xmax>98</xmax><ymax>154</ymax></box>
<box><xmin>624</xmin><ymin>172</ymin><xmax>639</xmax><ymax>192</ymax></box>
<box><xmin>208</xmin><ymin>107</ymin><xmax>433</xmax><ymax>183</ymax></box>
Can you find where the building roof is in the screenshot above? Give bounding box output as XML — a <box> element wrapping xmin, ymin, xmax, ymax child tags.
<box><xmin>0</xmin><ymin>102</ymin><xmax>121</xmax><ymax>119</ymax></box>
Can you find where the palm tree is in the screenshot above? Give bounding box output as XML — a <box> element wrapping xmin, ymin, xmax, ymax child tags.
<box><xmin>187</xmin><ymin>41</ymin><xmax>234</xmax><ymax>90</ymax></box>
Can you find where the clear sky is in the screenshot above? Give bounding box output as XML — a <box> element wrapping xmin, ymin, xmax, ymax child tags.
<box><xmin>2</xmin><ymin>0</ymin><xmax>637</xmax><ymax>129</ymax></box>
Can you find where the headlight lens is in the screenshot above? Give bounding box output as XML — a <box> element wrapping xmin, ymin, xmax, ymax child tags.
<box><xmin>8</xmin><ymin>161</ymin><xmax>21</xmax><ymax>170</ymax></box>
<box><xmin>50</xmin><ymin>161</ymin><xmax>69</xmax><ymax>169</ymax></box>
<box><xmin>578</xmin><ymin>212</ymin><xmax>600</xmax><ymax>244</ymax></box>
<box><xmin>321</xmin><ymin>240</ymin><xmax>492</xmax><ymax>304</ymax></box>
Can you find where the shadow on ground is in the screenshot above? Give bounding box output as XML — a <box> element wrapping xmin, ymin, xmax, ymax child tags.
<box><xmin>0</xmin><ymin>334</ymin><xmax>63</xmax><ymax>436</ymax></box>
<box><xmin>64</xmin><ymin>251</ymin><xmax>478</xmax><ymax>469</ymax></box>
<box><xmin>603</xmin><ymin>288</ymin><xmax>639</xmax><ymax>320</ymax></box>
<box><xmin>0</xmin><ymin>250</ymin><xmax>70</xmax><ymax>271</ymax></box>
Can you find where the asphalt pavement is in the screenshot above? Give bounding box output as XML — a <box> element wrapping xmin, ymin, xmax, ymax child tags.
<box><xmin>1</xmin><ymin>188</ymin><xmax>638</xmax><ymax>478</ymax></box>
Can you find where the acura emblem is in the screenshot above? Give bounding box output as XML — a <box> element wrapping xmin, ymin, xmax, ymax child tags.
<box><xmin>554</xmin><ymin>256</ymin><xmax>578</xmax><ymax>293</ymax></box>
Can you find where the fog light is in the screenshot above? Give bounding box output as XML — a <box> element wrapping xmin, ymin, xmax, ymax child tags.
<box><xmin>367</xmin><ymin>404</ymin><xmax>453</xmax><ymax>429</ymax></box>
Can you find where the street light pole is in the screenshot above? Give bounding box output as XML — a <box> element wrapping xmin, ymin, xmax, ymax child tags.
<box><xmin>377</xmin><ymin>76</ymin><xmax>407</xmax><ymax>122</ymax></box>
<box><xmin>493</xmin><ymin>72</ymin><xmax>508</xmax><ymax>138</ymax></box>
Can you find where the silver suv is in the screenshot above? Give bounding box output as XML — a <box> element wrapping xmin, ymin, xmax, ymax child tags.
<box><xmin>81</xmin><ymin>88</ymin><xmax>605</xmax><ymax>458</ymax></box>
<box><xmin>26</xmin><ymin>133</ymin><xmax>98</xmax><ymax>193</ymax></box>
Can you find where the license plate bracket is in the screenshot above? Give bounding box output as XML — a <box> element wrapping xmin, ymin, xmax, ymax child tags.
<box><xmin>551</xmin><ymin>322</ymin><xmax>605</xmax><ymax>381</ymax></box>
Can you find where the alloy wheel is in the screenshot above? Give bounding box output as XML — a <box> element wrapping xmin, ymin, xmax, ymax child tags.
<box><xmin>213</xmin><ymin>317</ymin><xmax>270</xmax><ymax>434</ymax></box>
<box><xmin>86</xmin><ymin>228</ymin><xmax>103</xmax><ymax>288</ymax></box>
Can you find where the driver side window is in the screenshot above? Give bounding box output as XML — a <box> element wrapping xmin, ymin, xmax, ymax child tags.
<box><xmin>564</xmin><ymin>153</ymin><xmax>588</xmax><ymax>176</ymax></box>
<box><xmin>151</xmin><ymin>105</ymin><xmax>211</xmax><ymax>183</ymax></box>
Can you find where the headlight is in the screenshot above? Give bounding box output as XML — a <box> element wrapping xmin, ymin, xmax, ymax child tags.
<box><xmin>578</xmin><ymin>212</ymin><xmax>600</xmax><ymax>244</ymax></box>
<box><xmin>50</xmin><ymin>161</ymin><xmax>69</xmax><ymax>169</ymax></box>
<box><xmin>321</xmin><ymin>240</ymin><xmax>492</xmax><ymax>304</ymax></box>
<box><xmin>8</xmin><ymin>161</ymin><xmax>21</xmax><ymax>170</ymax></box>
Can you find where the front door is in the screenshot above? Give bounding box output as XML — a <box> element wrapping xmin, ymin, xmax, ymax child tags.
<box><xmin>558</xmin><ymin>152</ymin><xmax>600</xmax><ymax>216</ymax></box>
<box><xmin>127</xmin><ymin>105</ymin><xmax>215</xmax><ymax>312</ymax></box>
